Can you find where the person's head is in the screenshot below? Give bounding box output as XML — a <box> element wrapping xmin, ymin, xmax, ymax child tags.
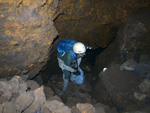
<box><xmin>73</xmin><ymin>42</ymin><xmax>86</xmax><ymax>57</ymax></box>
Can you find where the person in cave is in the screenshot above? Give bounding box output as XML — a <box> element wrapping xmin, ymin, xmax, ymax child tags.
<box><xmin>57</xmin><ymin>39</ymin><xmax>87</xmax><ymax>93</ymax></box>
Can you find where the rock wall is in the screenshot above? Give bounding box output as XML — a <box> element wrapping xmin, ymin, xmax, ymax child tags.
<box><xmin>93</xmin><ymin>7</ymin><xmax>150</xmax><ymax>112</ymax></box>
<box><xmin>54</xmin><ymin>0</ymin><xmax>150</xmax><ymax>49</ymax></box>
<box><xmin>95</xmin><ymin>7</ymin><xmax>150</xmax><ymax>74</ymax></box>
<box><xmin>0</xmin><ymin>0</ymin><xmax>58</xmax><ymax>78</ymax></box>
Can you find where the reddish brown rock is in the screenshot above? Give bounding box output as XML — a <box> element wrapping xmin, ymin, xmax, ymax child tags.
<box><xmin>26</xmin><ymin>80</ymin><xmax>40</xmax><ymax>90</ymax></box>
<box><xmin>15</xmin><ymin>91</ymin><xmax>34</xmax><ymax>113</ymax></box>
<box><xmin>44</xmin><ymin>100</ymin><xmax>71</xmax><ymax>113</ymax></box>
<box><xmin>0</xmin><ymin>104</ymin><xmax>3</xmax><ymax>113</ymax></box>
<box><xmin>41</xmin><ymin>106</ymin><xmax>52</xmax><ymax>113</ymax></box>
<box><xmin>76</xmin><ymin>103</ymin><xmax>95</xmax><ymax>113</ymax></box>
<box><xmin>0</xmin><ymin>0</ymin><xmax>58</xmax><ymax>78</ymax></box>
<box><xmin>2</xmin><ymin>102</ymin><xmax>16</xmax><ymax>113</ymax></box>
<box><xmin>23</xmin><ymin>86</ymin><xmax>46</xmax><ymax>113</ymax></box>
<box><xmin>55</xmin><ymin>0</ymin><xmax>150</xmax><ymax>49</ymax></box>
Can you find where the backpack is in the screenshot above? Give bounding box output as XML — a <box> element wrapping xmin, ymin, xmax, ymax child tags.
<box><xmin>57</xmin><ymin>39</ymin><xmax>76</xmax><ymax>57</ymax></box>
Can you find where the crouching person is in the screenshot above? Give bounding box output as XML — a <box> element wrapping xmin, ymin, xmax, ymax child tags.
<box><xmin>57</xmin><ymin>39</ymin><xmax>86</xmax><ymax>92</ymax></box>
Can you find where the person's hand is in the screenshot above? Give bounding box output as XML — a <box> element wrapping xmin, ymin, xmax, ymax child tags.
<box><xmin>73</xmin><ymin>70</ymin><xmax>77</xmax><ymax>73</ymax></box>
<box><xmin>73</xmin><ymin>70</ymin><xmax>81</xmax><ymax>76</ymax></box>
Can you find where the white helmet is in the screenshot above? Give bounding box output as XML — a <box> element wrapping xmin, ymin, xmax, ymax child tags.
<box><xmin>73</xmin><ymin>42</ymin><xmax>86</xmax><ymax>54</ymax></box>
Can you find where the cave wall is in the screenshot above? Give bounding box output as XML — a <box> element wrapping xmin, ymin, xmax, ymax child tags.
<box><xmin>95</xmin><ymin>7</ymin><xmax>150</xmax><ymax>74</ymax></box>
<box><xmin>54</xmin><ymin>0</ymin><xmax>150</xmax><ymax>49</ymax></box>
<box><xmin>93</xmin><ymin>8</ymin><xmax>150</xmax><ymax>110</ymax></box>
<box><xmin>0</xmin><ymin>0</ymin><xmax>59</xmax><ymax>78</ymax></box>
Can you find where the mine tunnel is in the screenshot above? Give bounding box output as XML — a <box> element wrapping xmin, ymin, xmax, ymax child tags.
<box><xmin>0</xmin><ymin>0</ymin><xmax>150</xmax><ymax>113</ymax></box>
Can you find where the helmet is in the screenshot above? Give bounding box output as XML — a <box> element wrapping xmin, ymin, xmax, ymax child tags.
<box><xmin>73</xmin><ymin>42</ymin><xmax>86</xmax><ymax>54</ymax></box>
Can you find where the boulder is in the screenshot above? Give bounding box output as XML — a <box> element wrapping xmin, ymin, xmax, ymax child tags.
<box><xmin>76</xmin><ymin>103</ymin><xmax>95</xmax><ymax>113</ymax></box>
<box><xmin>41</xmin><ymin>106</ymin><xmax>52</xmax><ymax>113</ymax></box>
<box><xmin>44</xmin><ymin>86</ymin><xmax>54</xmax><ymax>100</ymax></box>
<box><xmin>15</xmin><ymin>91</ymin><xmax>34</xmax><ymax>113</ymax></box>
<box><xmin>0</xmin><ymin>0</ymin><xmax>58</xmax><ymax>78</ymax></box>
<box><xmin>23</xmin><ymin>86</ymin><xmax>46</xmax><ymax>113</ymax></box>
<box><xmin>120</xmin><ymin>59</ymin><xmax>138</xmax><ymax>71</ymax></box>
<box><xmin>47</xmin><ymin>95</ymin><xmax>62</xmax><ymax>102</ymax></box>
<box><xmin>0</xmin><ymin>104</ymin><xmax>3</xmax><ymax>113</ymax></box>
<box><xmin>26</xmin><ymin>80</ymin><xmax>40</xmax><ymax>90</ymax></box>
<box><xmin>44</xmin><ymin>100</ymin><xmax>71</xmax><ymax>113</ymax></box>
<box><xmin>2</xmin><ymin>102</ymin><xmax>17</xmax><ymax>113</ymax></box>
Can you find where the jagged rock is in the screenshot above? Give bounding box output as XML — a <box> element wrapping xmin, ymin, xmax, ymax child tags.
<box><xmin>23</xmin><ymin>86</ymin><xmax>46</xmax><ymax>113</ymax></box>
<box><xmin>135</xmin><ymin>63</ymin><xmax>150</xmax><ymax>75</ymax></box>
<box><xmin>41</xmin><ymin>106</ymin><xmax>52</xmax><ymax>113</ymax></box>
<box><xmin>139</xmin><ymin>79</ymin><xmax>150</xmax><ymax>93</ymax></box>
<box><xmin>0</xmin><ymin>104</ymin><xmax>3</xmax><ymax>113</ymax></box>
<box><xmin>20</xmin><ymin>75</ymin><xmax>29</xmax><ymax>82</ymax></box>
<box><xmin>55</xmin><ymin>0</ymin><xmax>150</xmax><ymax>50</ymax></box>
<box><xmin>71</xmin><ymin>106</ymin><xmax>81</xmax><ymax>113</ymax></box>
<box><xmin>26</xmin><ymin>80</ymin><xmax>40</xmax><ymax>90</ymax></box>
<box><xmin>2</xmin><ymin>102</ymin><xmax>16</xmax><ymax>113</ymax></box>
<box><xmin>8</xmin><ymin>76</ymin><xmax>27</xmax><ymax>93</ymax></box>
<box><xmin>94</xmin><ymin>103</ymin><xmax>111</xmax><ymax>113</ymax></box>
<box><xmin>95</xmin><ymin>67</ymin><xmax>141</xmax><ymax>109</ymax></box>
<box><xmin>0</xmin><ymin>91</ymin><xmax>3</xmax><ymax>96</ymax></box>
<box><xmin>120</xmin><ymin>59</ymin><xmax>138</xmax><ymax>71</ymax></box>
<box><xmin>0</xmin><ymin>90</ymin><xmax>11</xmax><ymax>103</ymax></box>
<box><xmin>43</xmin><ymin>100</ymin><xmax>71</xmax><ymax>113</ymax></box>
<box><xmin>15</xmin><ymin>91</ymin><xmax>34</xmax><ymax>113</ymax></box>
<box><xmin>76</xmin><ymin>103</ymin><xmax>95</xmax><ymax>113</ymax></box>
<box><xmin>117</xmin><ymin>8</ymin><xmax>150</xmax><ymax>60</ymax></box>
<box><xmin>44</xmin><ymin>86</ymin><xmax>54</xmax><ymax>99</ymax></box>
<box><xmin>0</xmin><ymin>0</ymin><xmax>58</xmax><ymax>78</ymax></box>
<box><xmin>11</xmin><ymin>92</ymin><xmax>20</xmax><ymax>103</ymax></box>
<box><xmin>0</xmin><ymin>76</ymin><xmax>28</xmax><ymax>103</ymax></box>
<box><xmin>47</xmin><ymin>95</ymin><xmax>62</xmax><ymax>102</ymax></box>
<box><xmin>134</xmin><ymin>92</ymin><xmax>146</xmax><ymax>101</ymax></box>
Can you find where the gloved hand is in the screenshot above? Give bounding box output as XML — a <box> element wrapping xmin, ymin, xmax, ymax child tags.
<box><xmin>73</xmin><ymin>70</ymin><xmax>81</xmax><ymax>76</ymax></box>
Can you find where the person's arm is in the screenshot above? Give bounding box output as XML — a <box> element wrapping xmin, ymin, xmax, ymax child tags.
<box><xmin>62</xmin><ymin>52</ymin><xmax>76</xmax><ymax>72</ymax></box>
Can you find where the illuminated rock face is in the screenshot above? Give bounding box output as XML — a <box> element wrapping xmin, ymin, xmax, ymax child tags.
<box><xmin>0</xmin><ymin>0</ymin><xmax>58</xmax><ymax>78</ymax></box>
<box><xmin>55</xmin><ymin>0</ymin><xmax>150</xmax><ymax>49</ymax></box>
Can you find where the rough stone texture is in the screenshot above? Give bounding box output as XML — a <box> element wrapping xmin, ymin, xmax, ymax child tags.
<box><xmin>23</xmin><ymin>86</ymin><xmax>46</xmax><ymax>113</ymax></box>
<box><xmin>117</xmin><ymin>8</ymin><xmax>150</xmax><ymax>62</ymax></box>
<box><xmin>44</xmin><ymin>100</ymin><xmax>71</xmax><ymax>113</ymax></box>
<box><xmin>8</xmin><ymin>76</ymin><xmax>27</xmax><ymax>93</ymax></box>
<box><xmin>95</xmin><ymin>67</ymin><xmax>141</xmax><ymax>110</ymax></box>
<box><xmin>15</xmin><ymin>91</ymin><xmax>34</xmax><ymax>113</ymax></box>
<box><xmin>0</xmin><ymin>104</ymin><xmax>3</xmax><ymax>113</ymax></box>
<box><xmin>0</xmin><ymin>90</ymin><xmax>11</xmax><ymax>103</ymax></box>
<box><xmin>54</xmin><ymin>0</ymin><xmax>150</xmax><ymax>49</ymax></box>
<box><xmin>47</xmin><ymin>95</ymin><xmax>62</xmax><ymax>102</ymax></box>
<box><xmin>94</xmin><ymin>103</ymin><xmax>111</xmax><ymax>113</ymax></box>
<box><xmin>26</xmin><ymin>80</ymin><xmax>40</xmax><ymax>90</ymax></box>
<box><xmin>44</xmin><ymin>86</ymin><xmax>54</xmax><ymax>100</ymax></box>
<box><xmin>71</xmin><ymin>106</ymin><xmax>81</xmax><ymax>113</ymax></box>
<box><xmin>76</xmin><ymin>103</ymin><xmax>95</xmax><ymax>113</ymax></box>
<box><xmin>95</xmin><ymin>7</ymin><xmax>150</xmax><ymax>78</ymax></box>
<box><xmin>3</xmin><ymin>102</ymin><xmax>17</xmax><ymax>113</ymax></box>
<box><xmin>41</xmin><ymin>106</ymin><xmax>52</xmax><ymax>113</ymax></box>
<box><xmin>0</xmin><ymin>0</ymin><xmax>58</xmax><ymax>78</ymax></box>
<box><xmin>0</xmin><ymin>76</ymin><xmax>27</xmax><ymax>104</ymax></box>
<box><xmin>119</xmin><ymin>59</ymin><xmax>138</xmax><ymax>71</ymax></box>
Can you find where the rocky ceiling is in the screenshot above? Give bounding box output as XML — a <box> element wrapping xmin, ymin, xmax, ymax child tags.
<box><xmin>0</xmin><ymin>0</ymin><xmax>150</xmax><ymax>78</ymax></box>
<box><xmin>54</xmin><ymin>0</ymin><xmax>150</xmax><ymax>49</ymax></box>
